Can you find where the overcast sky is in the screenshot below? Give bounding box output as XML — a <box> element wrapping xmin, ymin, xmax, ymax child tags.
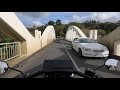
<box><xmin>15</xmin><ymin>12</ymin><xmax>120</xmax><ymax>27</ymax></box>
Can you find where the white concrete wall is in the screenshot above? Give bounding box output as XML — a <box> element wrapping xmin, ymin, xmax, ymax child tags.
<box><xmin>89</xmin><ymin>30</ymin><xmax>98</xmax><ymax>40</ymax></box>
<box><xmin>0</xmin><ymin>12</ymin><xmax>56</xmax><ymax>61</ymax></box>
<box><xmin>98</xmin><ymin>26</ymin><xmax>120</xmax><ymax>56</ymax></box>
<box><xmin>0</xmin><ymin>12</ymin><xmax>34</xmax><ymax>40</ymax></box>
<box><xmin>42</xmin><ymin>25</ymin><xmax>56</xmax><ymax>48</ymax></box>
<box><xmin>65</xmin><ymin>26</ymin><xmax>87</xmax><ymax>41</ymax></box>
<box><xmin>114</xmin><ymin>39</ymin><xmax>120</xmax><ymax>56</ymax></box>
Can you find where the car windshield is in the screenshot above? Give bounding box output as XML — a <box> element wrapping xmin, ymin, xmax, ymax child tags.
<box><xmin>79</xmin><ymin>39</ymin><xmax>96</xmax><ymax>43</ymax></box>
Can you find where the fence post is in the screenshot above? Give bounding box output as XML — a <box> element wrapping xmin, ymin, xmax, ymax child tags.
<box><xmin>0</xmin><ymin>48</ymin><xmax>2</xmax><ymax>60</ymax></box>
<box><xmin>0</xmin><ymin>42</ymin><xmax>21</xmax><ymax>61</ymax></box>
<box><xmin>13</xmin><ymin>43</ymin><xmax>14</xmax><ymax>57</ymax></box>
<box><xmin>4</xmin><ymin>47</ymin><xmax>5</xmax><ymax>60</ymax></box>
<box><xmin>19</xmin><ymin>42</ymin><xmax>21</xmax><ymax>56</ymax></box>
<box><xmin>9</xmin><ymin>46</ymin><xmax>10</xmax><ymax>59</ymax></box>
<box><xmin>6</xmin><ymin>44</ymin><xmax>8</xmax><ymax>60</ymax></box>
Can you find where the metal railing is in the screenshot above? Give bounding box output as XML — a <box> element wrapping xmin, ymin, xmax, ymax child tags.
<box><xmin>0</xmin><ymin>42</ymin><xmax>21</xmax><ymax>61</ymax></box>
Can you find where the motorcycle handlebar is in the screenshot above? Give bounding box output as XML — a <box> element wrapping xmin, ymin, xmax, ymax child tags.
<box><xmin>15</xmin><ymin>69</ymin><xmax>92</xmax><ymax>78</ymax></box>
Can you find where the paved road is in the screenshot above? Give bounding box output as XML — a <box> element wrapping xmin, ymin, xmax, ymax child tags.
<box><xmin>1</xmin><ymin>40</ymin><xmax>120</xmax><ymax>78</ymax></box>
<box><xmin>61</xmin><ymin>40</ymin><xmax>120</xmax><ymax>78</ymax></box>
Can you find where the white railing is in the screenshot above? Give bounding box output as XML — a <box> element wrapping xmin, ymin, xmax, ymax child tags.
<box><xmin>0</xmin><ymin>42</ymin><xmax>21</xmax><ymax>61</ymax></box>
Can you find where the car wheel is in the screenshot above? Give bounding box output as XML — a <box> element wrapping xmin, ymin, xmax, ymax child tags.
<box><xmin>79</xmin><ymin>48</ymin><xmax>82</xmax><ymax>57</ymax></box>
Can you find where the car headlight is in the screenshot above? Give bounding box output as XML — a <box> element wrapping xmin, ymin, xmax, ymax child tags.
<box><xmin>82</xmin><ymin>47</ymin><xmax>91</xmax><ymax>51</ymax></box>
<box><xmin>104</xmin><ymin>47</ymin><xmax>109</xmax><ymax>51</ymax></box>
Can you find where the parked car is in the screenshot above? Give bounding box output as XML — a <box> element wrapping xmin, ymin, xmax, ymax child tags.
<box><xmin>72</xmin><ymin>37</ymin><xmax>109</xmax><ymax>57</ymax></box>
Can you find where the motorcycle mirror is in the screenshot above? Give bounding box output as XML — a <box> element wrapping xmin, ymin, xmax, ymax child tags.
<box><xmin>0</xmin><ymin>61</ymin><xmax>8</xmax><ymax>75</ymax></box>
<box><xmin>105</xmin><ymin>59</ymin><xmax>120</xmax><ymax>71</ymax></box>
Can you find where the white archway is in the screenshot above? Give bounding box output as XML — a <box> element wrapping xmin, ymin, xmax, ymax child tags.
<box><xmin>65</xmin><ymin>26</ymin><xmax>87</xmax><ymax>41</ymax></box>
<box><xmin>42</xmin><ymin>25</ymin><xmax>56</xmax><ymax>48</ymax></box>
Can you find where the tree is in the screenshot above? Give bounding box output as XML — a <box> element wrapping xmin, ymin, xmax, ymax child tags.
<box><xmin>27</xmin><ymin>19</ymin><xmax>120</xmax><ymax>39</ymax></box>
<box><xmin>33</xmin><ymin>25</ymin><xmax>37</xmax><ymax>29</ymax></box>
<box><xmin>48</xmin><ymin>21</ymin><xmax>55</xmax><ymax>25</ymax></box>
<box><xmin>36</xmin><ymin>25</ymin><xmax>47</xmax><ymax>34</ymax></box>
<box><xmin>117</xmin><ymin>20</ymin><xmax>120</xmax><ymax>26</ymax></box>
<box><xmin>67</xmin><ymin>22</ymin><xmax>85</xmax><ymax>29</ymax></box>
<box><xmin>98</xmin><ymin>29</ymin><xmax>107</xmax><ymax>38</ymax></box>
<box><xmin>55</xmin><ymin>19</ymin><xmax>62</xmax><ymax>25</ymax></box>
<box><xmin>27</xmin><ymin>27</ymin><xmax>35</xmax><ymax>37</ymax></box>
<box><xmin>0</xmin><ymin>32</ymin><xmax>14</xmax><ymax>43</ymax></box>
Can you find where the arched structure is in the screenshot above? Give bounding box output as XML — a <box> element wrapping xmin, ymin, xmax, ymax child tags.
<box><xmin>42</xmin><ymin>25</ymin><xmax>56</xmax><ymax>48</ymax></box>
<box><xmin>65</xmin><ymin>26</ymin><xmax>87</xmax><ymax>41</ymax></box>
<box><xmin>0</xmin><ymin>12</ymin><xmax>56</xmax><ymax>61</ymax></box>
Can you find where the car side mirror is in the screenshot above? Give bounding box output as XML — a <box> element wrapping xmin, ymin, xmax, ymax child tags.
<box><xmin>105</xmin><ymin>59</ymin><xmax>120</xmax><ymax>71</ymax></box>
<box><xmin>0</xmin><ymin>61</ymin><xmax>8</xmax><ymax>75</ymax></box>
<box><xmin>75</xmin><ymin>40</ymin><xmax>79</xmax><ymax>43</ymax></box>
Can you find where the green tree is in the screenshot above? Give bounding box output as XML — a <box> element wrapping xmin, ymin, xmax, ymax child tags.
<box><xmin>48</xmin><ymin>21</ymin><xmax>55</xmax><ymax>25</ymax></box>
<box><xmin>27</xmin><ymin>27</ymin><xmax>35</xmax><ymax>37</ymax></box>
<box><xmin>98</xmin><ymin>29</ymin><xmax>107</xmax><ymax>38</ymax></box>
<box><xmin>117</xmin><ymin>20</ymin><xmax>120</xmax><ymax>26</ymax></box>
<box><xmin>33</xmin><ymin>25</ymin><xmax>37</xmax><ymax>29</ymax></box>
<box><xmin>36</xmin><ymin>25</ymin><xmax>46</xmax><ymax>34</ymax></box>
<box><xmin>27</xmin><ymin>19</ymin><xmax>120</xmax><ymax>39</ymax></box>
<box><xmin>0</xmin><ymin>32</ymin><xmax>14</xmax><ymax>43</ymax></box>
<box><xmin>55</xmin><ymin>19</ymin><xmax>62</xmax><ymax>26</ymax></box>
<box><xmin>68</xmin><ymin>22</ymin><xmax>85</xmax><ymax>29</ymax></box>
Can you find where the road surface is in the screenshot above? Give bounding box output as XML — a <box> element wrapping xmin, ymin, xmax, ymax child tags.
<box><xmin>1</xmin><ymin>40</ymin><xmax>120</xmax><ymax>78</ymax></box>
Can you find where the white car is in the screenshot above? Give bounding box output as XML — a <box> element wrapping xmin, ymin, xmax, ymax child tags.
<box><xmin>72</xmin><ymin>37</ymin><xmax>109</xmax><ymax>57</ymax></box>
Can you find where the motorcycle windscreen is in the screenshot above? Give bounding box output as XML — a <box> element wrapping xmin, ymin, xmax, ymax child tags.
<box><xmin>43</xmin><ymin>60</ymin><xmax>74</xmax><ymax>70</ymax></box>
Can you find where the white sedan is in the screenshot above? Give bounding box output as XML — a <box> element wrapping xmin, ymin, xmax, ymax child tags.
<box><xmin>72</xmin><ymin>37</ymin><xmax>109</xmax><ymax>57</ymax></box>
